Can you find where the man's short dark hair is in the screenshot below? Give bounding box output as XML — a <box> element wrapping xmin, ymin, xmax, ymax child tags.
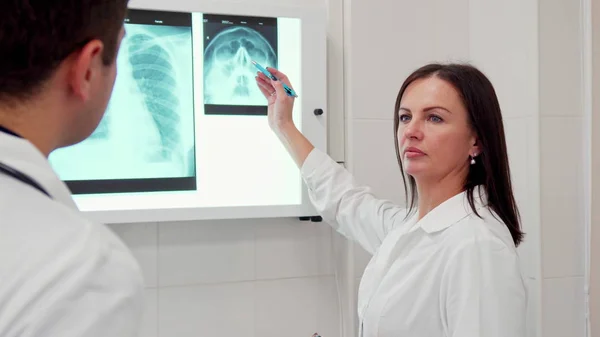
<box><xmin>0</xmin><ymin>0</ymin><xmax>129</xmax><ymax>104</ymax></box>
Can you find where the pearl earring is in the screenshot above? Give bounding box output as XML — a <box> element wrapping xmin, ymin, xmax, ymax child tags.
<box><xmin>470</xmin><ymin>155</ymin><xmax>476</xmax><ymax>165</ymax></box>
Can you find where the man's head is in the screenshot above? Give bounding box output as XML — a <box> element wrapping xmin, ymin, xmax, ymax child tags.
<box><xmin>0</xmin><ymin>0</ymin><xmax>129</xmax><ymax>153</ymax></box>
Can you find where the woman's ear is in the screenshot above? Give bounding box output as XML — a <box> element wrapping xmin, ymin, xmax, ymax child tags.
<box><xmin>470</xmin><ymin>137</ymin><xmax>481</xmax><ymax>157</ymax></box>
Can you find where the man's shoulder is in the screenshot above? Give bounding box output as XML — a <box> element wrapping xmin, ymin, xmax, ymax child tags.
<box><xmin>0</xmin><ymin>197</ymin><xmax>143</xmax><ymax>288</ymax></box>
<box><xmin>0</xmin><ymin>199</ymin><xmax>145</xmax><ymax>336</ymax></box>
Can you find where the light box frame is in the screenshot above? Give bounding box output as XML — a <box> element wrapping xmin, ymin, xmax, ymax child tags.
<box><xmin>76</xmin><ymin>0</ymin><xmax>327</xmax><ymax>224</ymax></box>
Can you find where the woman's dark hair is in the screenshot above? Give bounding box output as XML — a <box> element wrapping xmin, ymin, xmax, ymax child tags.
<box><xmin>393</xmin><ymin>63</ymin><xmax>524</xmax><ymax>246</ymax></box>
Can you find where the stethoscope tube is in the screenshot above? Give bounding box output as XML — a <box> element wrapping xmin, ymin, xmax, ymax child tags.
<box><xmin>0</xmin><ymin>161</ymin><xmax>51</xmax><ymax>198</ymax></box>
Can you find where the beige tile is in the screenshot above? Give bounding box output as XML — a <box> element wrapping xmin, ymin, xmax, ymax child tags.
<box><xmin>315</xmin><ymin>276</ymin><xmax>343</xmax><ymax>337</ymax></box>
<box><xmin>254</xmin><ymin>218</ymin><xmax>333</xmax><ymax>280</ymax></box>
<box><xmin>253</xmin><ymin>276</ymin><xmax>341</xmax><ymax>337</ymax></box>
<box><xmin>348</xmin><ymin>0</ymin><xmax>468</xmax><ymax>120</ymax></box>
<box><xmin>349</xmin><ymin>119</ymin><xmax>406</xmax><ymax>205</ymax></box>
<box><xmin>526</xmin><ymin>278</ymin><xmax>542</xmax><ymax>337</ymax></box>
<box><xmin>254</xmin><ymin>278</ymin><xmax>318</xmax><ymax>337</ymax></box>
<box><xmin>158</xmin><ymin>219</ymin><xmax>255</xmax><ymax>286</ymax></box>
<box><xmin>539</xmin><ymin>0</ymin><xmax>582</xmax><ymax>117</ymax></box>
<box><xmin>540</xmin><ymin>117</ymin><xmax>585</xmax><ymax>278</ymax></box>
<box><xmin>503</xmin><ymin>117</ymin><xmax>539</xmax><ymax>279</ymax></box>
<box><xmin>432</xmin><ymin>0</ymin><xmax>470</xmax><ymax>62</ymax></box>
<box><xmin>353</xmin><ymin>242</ymin><xmax>372</xmax><ymax>278</ymax></box>
<box><xmin>158</xmin><ymin>282</ymin><xmax>255</xmax><ymax>337</ymax></box>
<box><xmin>542</xmin><ymin>277</ymin><xmax>585</xmax><ymax>337</ymax></box>
<box><xmin>140</xmin><ymin>288</ymin><xmax>157</xmax><ymax>337</ymax></box>
<box><xmin>469</xmin><ymin>0</ymin><xmax>538</xmax><ymax>118</ymax></box>
<box><xmin>108</xmin><ymin>222</ymin><xmax>158</xmax><ymax>287</ymax></box>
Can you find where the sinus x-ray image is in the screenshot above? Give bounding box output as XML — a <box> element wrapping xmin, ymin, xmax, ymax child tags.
<box><xmin>49</xmin><ymin>9</ymin><xmax>197</xmax><ymax>195</ymax></box>
<box><xmin>203</xmin><ymin>14</ymin><xmax>278</xmax><ymax>116</ymax></box>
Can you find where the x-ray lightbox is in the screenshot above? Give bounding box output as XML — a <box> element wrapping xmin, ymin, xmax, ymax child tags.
<box><xmin>48</xmin><ymin>0</ymin><xmax>327</xmax><ymax>224</ymax></box>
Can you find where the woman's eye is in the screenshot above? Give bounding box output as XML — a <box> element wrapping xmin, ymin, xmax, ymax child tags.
<box><xmin>429</xmin><ymin>115</ymin><xmax>443</xmax><ymax>123</ymax></box>
<box><xmin>399</xmin><ymin>114</ymin><xmax>411</xmax><ymax>122</ymax></box>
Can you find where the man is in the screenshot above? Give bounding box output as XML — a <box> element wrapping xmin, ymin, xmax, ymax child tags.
<box><xmin>0</xmin><ymin>1</ymin><xmax>144</xmax><ymax>336</ymax></box>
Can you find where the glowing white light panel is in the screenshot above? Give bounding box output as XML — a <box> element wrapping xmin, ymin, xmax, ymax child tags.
<box><xmin>48</xmin><ymin>4</ymin><xmax>327</xmax><ymax>224</ymax></box>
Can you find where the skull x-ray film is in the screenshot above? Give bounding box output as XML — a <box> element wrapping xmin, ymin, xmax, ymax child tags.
<box><xmin>202</xmin><ymin>14</ymin><xmax>278</xmax><ymax>116</ymax></box>
<box><xmin>49</xmin><ymin>9</ymin><xmax>197</xmax><ymax>195</ymax></box>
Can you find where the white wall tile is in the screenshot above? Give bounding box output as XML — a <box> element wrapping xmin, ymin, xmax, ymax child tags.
<box><xmin>539</xmin><ymin>0</ymin><xmax>582</xmax><ymax>117</ymax></box>
<box><xmin>503</xmin><ymin>117</ymin><xmax>530</xmax><ymax>225</ymax></box>
<box><xmin>592</xmin><ymin>1</ymin><xmax>600</xmax><ymax>331</ymax></box>
<box><xmin>347</xmin><ymin>1</ymin><xmax>433</xmax><ymax>120</ymax></box>
<box><xmin>540</xmin><ymin>117</ymin><xmax>585</xmax><ymax>278</ymax></box>
<box><xmin>326</xmin><ymin>0</ymin><xmax>346</xmax><ymax>162</ymax></box>
<box><xmin>469</xmin><ymin>0</ymin><xmax>538</xmax><ymax>119</ymax></box>
<box><xmin>354</xmin><ymin>277</ymin><xmax>362</xmax><ymax>334</ymax></box>
<box><xmin>526</xmin><ymin>278</ymin><xmax>541</xmax><ymax>337</ymax></box>
<box><xmin>158</xmin><ymin>282</ymin><xmax>255</xmax><ymax>337</ymax></box>
<box><xmin>353</xmin><ymin>242</ymin><xmax>371</xmax><ymax>278</ymax></box>
<box><xmin>349</xmin><ymin>119</ymin><xmax>405</xmax><ymax>205</ymax></box>
<box><xmin>521</xmin><ymin>115</ymin><xmax>543</xmax><ymax>285</ymax></box>
<box><xmin>503</xmin><ymin>117</ymin><xmax>537</xmax><ymax>279</ymax></box>
<box><xmin>254</xmin><ymin>278</ymin><xmax>315</xmax><ymax>337</ymax></box>
<box><xmin>108</xmin><ymin>222</ymin><xmax>158</xmax><ymax>287</ymax></box>
<box><xmin>158</xmin><ymin>220</ymin><xmax>255</xmax><ymax>286</ymax></box>
<box><xmin>255</xmin><ymin>277</ymin><xmax>337</xmax><ymax>337</ymax></box>
<box><xmin>348</xmin><ymin>0</ymin><xmax>469</xmax><ymax>120</ymax></box>
<box><xmin>315</xmin><ymin>276</ymin><xmax>342</xmax><ymax>337</ymax></box>
<box><xmin>542</xmin><ymin>277</ymin><xmax>585</xmax><ymax>337</ymax></box>
<box><xmin>140</xmin><ymin>289</ymin><xmax>158</xmax><ymax>337</ymax></box>
<box><xmin>431</xmin><ymin>0</ymin><xmax>470</xmax><ymax>62</ymax></box>
<box><xmin>254</xmin><ymin>218</ymin><xmax>333</xmax><ymax>279</ymax></box>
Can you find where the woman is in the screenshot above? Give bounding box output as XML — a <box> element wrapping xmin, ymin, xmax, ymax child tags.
<box><xmin>255</xmin><ymin>63</ymin><xmax>528</xmax><ymax>337</ymax></box>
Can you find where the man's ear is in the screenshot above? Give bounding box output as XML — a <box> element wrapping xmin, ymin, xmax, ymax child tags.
<box><xmin>67</xmin><ymin>40</ymin><xmax>104</xmax><ymax>101</ymax></box>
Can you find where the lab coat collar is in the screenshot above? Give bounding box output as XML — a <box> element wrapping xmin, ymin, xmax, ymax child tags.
<box><xmin>415</xmin><ymin>185</ymin><xmax>488</xmax><ymax>234</ymax></box>
<box><xmin>0</xmin><ymin>125</ymin><xmax>22</xmax><ymax>138</ymax></box>
<box><xmin>0</xmin><ymin>132</ymin><xmax>79</xmax><ymax>210</ymax></box>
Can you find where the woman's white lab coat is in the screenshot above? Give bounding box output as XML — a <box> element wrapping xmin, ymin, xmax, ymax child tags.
<box><xmin>0</xmin><ymin>132</ymin><xmax>144</xmax><ymax>337</ymax></box>
<box><xmin>301</xmin><ymin>147</ymin><xmax>528</xmax><ymax>337</ymax></box>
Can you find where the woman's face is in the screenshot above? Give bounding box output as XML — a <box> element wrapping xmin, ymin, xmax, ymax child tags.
<box><xmin>396</xmin><ymin>76</ymin><xmax>480</xmax><ymax>182</ymax></box>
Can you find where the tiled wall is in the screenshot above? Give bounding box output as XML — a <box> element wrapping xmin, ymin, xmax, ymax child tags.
<box><xmin>539</xmin><ymin>0</ymin><xmax>588</xmax><ymax>335</ymax></box>
<box><xmin>105</xmin><ymin>0</ymin><xmax>589</xmax><ymax>336</ymax></box>
<box><xmin>592</xmin><ymin>0</ymin><xmax>600</xmax><ymax>333</ymax></box>
<box><xmin>109</xmin><ymin>219</ymin><xmax>342</xmax><ymax>337</ymax></box>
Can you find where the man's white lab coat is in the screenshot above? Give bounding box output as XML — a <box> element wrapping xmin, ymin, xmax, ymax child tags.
<box><xmin>301</xmin><ymin>148</ymin><xmax>528</xmax><ymax>337</ymax></box>
<box><xmin>0</xmin><ymin>131</ymin><xmax>144</xmax><ymax>337</ymax></box>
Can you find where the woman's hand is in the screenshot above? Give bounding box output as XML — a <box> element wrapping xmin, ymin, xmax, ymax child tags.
<box><xmin>254</xmin><ymin>67</ymin><xmax>314</xmax><ymax>167</ymax></box>
<box><xmin>254</xmin><ymin>68</ymin><xmax>295</xmax><ymax>132</ymax></box>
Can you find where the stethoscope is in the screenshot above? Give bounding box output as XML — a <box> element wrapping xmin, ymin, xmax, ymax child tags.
<box><xmin>0</xmin><ymin>161</ymin><xmax>51</xmax><ymax>198</ymax></box>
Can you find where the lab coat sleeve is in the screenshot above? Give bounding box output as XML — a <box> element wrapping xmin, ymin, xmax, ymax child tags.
<box><xmin>300</xmin><ymin>147</ymin><xmax>408</xmax><ymax>254</ymax></box>
<box><xmin>441</xmin><ymin>239</ymin><xmax>527</xmax><ymax>337</ymax></box>
<box><xmin>18</xmin><ymin>226</ymin><xmax>145</xmax><ymax>337</ymax></box>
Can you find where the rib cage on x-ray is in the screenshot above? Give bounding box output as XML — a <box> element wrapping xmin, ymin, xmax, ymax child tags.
<box><xmin>90</xmin><ymin>30</ymin><xmax>183</xmax><ymax>158</ymax></box>
<box><xmin>48</xmin><ymin>24</ymin><xmax>195</xmax><ymax>182</ymax></box>
<box><xmin>128</xmin><ymin>32</ymin><xmax>182</xmax><ymax>162</ymax></box>
<box><xmin>204</xmin><ymin>26</ymin><xmax>278</xmax><ymax>106</ymax></box>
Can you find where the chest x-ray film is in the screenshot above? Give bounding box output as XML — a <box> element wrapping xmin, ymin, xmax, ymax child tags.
<box><xmin>203</xmin><ymin>14</ymin><xmax>278</xmax><ymax>116</ymax></box>
<box><xmin>49</xmin><ymin>9</ymin><xmax>197</xmax><ymax>195</ymax></box>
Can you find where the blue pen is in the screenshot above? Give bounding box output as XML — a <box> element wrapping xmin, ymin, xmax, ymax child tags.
<box><xmin>252</xmin><ymin>60</ymin><xmax>298</xmax><ymax>98</ymax></box>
